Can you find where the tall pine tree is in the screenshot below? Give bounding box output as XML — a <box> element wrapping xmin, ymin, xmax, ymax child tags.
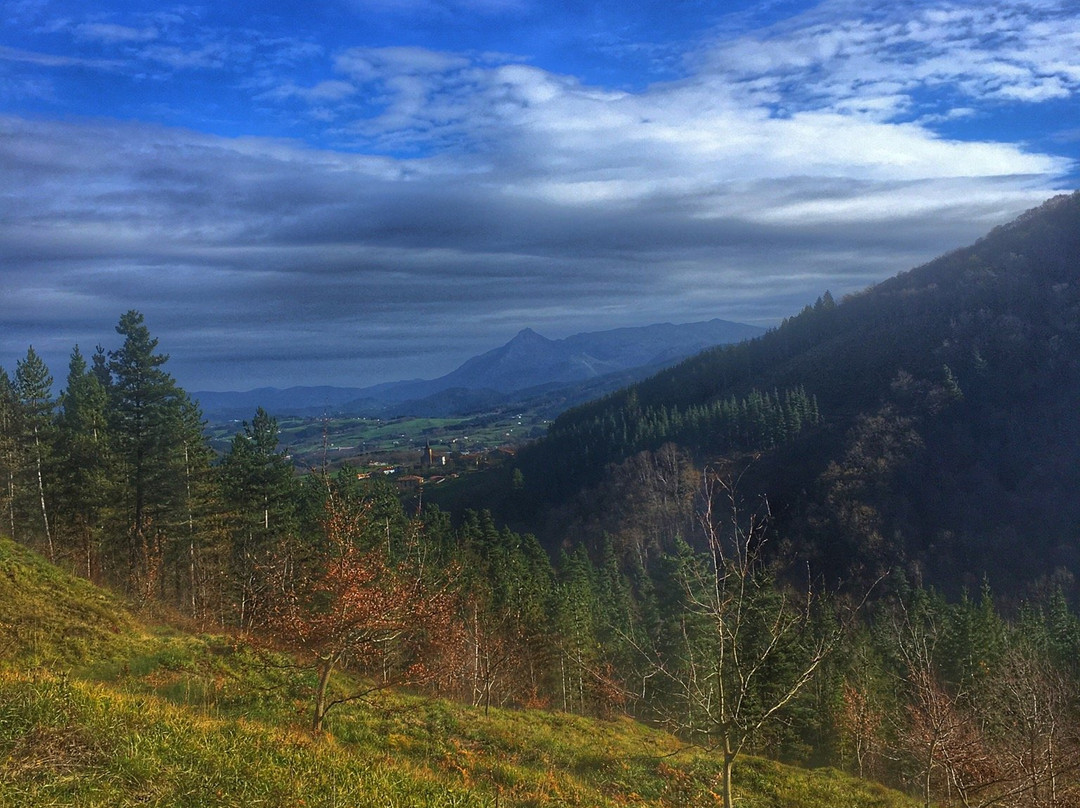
<box><xmin>14</xmin><ymin>347</ymin><xmax>55</xmax><ymax>559</ymax></box>
<box><xmin>220</xmin><ymin>406</ymin><xmax>297</xmax><ymax>627</ymax></box>
<box><xmin>55</xmin><ymin>346</ymin><xmax>112</xmax><ymax>578</ymax></box>
<box><xmin>106</xmin><ymin>310</ymin><xmax>186</xmax><ymax>593</ymax></box>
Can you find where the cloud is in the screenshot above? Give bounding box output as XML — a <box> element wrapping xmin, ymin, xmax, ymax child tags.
<box><xmin>140</xmin><ymin>42</ymin><xmax>232</xmax><ymax>70</ymax></box>
<box><xmin>73</xmin><ymin>22</ymin><xmax>158</xmax><ymax>44</ymax></box>
<box><xmin>0</xmin><ymin>110</ymin><xmax>1064</xmax><ymax>390</ymax></box>
<box><xmin>694</xmin><ymin>0</ymin><xmax>1080</xmax><ymax>119</ymax></box>
<box><xmin>0</xmin><ymin>0</ymin><xmax>1077</xmax><ymax>390</ymax></box>
<box><xmin>320</xmin><ymin>42</ymin><xmax>1067</xmax><ymax>198</ymax></box>
<box><xmin>260</xmin><ymin>79</ymin><xmax>357</xmax><ymax>104</ymax></box>
<box><xmin>344</xmin><ymin>0</ymin><xmax>529</xmax><ymax>16</ymax></box>
<box><xmin>334</xmin><ymin>46</ymin><xmax>472</xmax><ymax>83</ymax></box>
<box><xmin>0</xmin><ymin>44</ymin><xmax>123</xmax><ymax>70</ymax></box>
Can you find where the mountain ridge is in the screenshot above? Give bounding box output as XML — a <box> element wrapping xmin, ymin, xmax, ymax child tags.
<box><xmin>194</xmin><ymin>317</ymin><xmax>765</xmax><ymax>420</ymax></box>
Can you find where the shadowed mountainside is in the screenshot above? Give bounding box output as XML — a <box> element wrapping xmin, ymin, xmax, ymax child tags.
<box><xmin>507</xmin><ymin>192</ymin><xmax>1080</xmax><ymax>596</ymax></box>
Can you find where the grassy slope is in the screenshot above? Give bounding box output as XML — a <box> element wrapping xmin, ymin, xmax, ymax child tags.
<box><xmin>0</xmin><ymin>537</ymin><xmax>920</xmax><ymax>807</ymax></box>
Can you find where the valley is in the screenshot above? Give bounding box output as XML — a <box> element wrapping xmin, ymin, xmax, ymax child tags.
<box><xmin>205</xmin><ymin>410</ymin><xmax>545</xmax><ymax>471</ymax></box>
<box><xmin>6</xmin><ymin>2</ymin><xmax>1079</xmax><ymax>804</ymax></box>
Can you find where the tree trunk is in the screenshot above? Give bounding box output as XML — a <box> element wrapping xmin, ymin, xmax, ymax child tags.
<box><xmin>184</xmin><ymin>443</ymin><xmax>197</xmax><ymax>619</ymax></box>
<box><xmin>924</xmin><ymin>739</ymin><xmax>937</xmax><ymax>808</ymax></box>
<box><xmin>313</xmin><ymin>656</ymin><xmax>336</xmax><ymax>733</ymax></box>
<box><xmin>7</xmin><ymin>469</ymin><xmax>15</xmax><ymax>540</ymax></box>
<box><xmin>33</xmin><ymin>432</ymin><xmax>52</xmax><ymax>560</ymax></box>
<box><xmin>722</xmin><ymin>741</ymin><xmax>736</xmax><ymax>808</ymax></box>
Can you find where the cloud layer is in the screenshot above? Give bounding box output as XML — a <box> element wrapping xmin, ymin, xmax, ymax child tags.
<box><xmin>0</xmin><ymin>0</ymin><xmax>1076</xmax><ymax>390</ymax></box>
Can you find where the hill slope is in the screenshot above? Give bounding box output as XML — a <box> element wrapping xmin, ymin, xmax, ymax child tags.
<box><xmin>514</xmin><ymin>192</ymin><xmax>1080</xmax><ymax>595</ymax></box>
<box><xmin>0</xmin><ymin>536</ymin><xmax>917</xmax><ymax>807</ymax></box>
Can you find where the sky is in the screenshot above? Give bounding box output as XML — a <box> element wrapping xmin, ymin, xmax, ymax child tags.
<box><xmin>1</xmin><ymin>0</ymin><xmax>1078</xmax><ymax>392</ymax></box>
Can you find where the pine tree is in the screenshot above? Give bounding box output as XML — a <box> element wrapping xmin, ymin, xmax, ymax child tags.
<box><xmin>14</xmin><ymin>346</ymin><xmax>55</xmax><ymax>559</ymax></box>
<box><xmin>220</xmin><ymin>406</ymin><xmax>298</xmax><ymax>627</ymax></box>
<box><xmin>106</xmin><ymin>310</ymin><xmax>186</xmax><ymax>592</ymax></box>
<box><xmin>55</xmin><ymin>346</ymin><xmax>112</xmax><ymax>578</ymax></box>
<box><xmin>171</xmin><ymin>394</ymin><xmax>220</xmax><ymax>618</ymax></box>
<box><xmin>555</xmin><ymin>545</ymin><xmax>600</xmax><ymax>713</ymax></box>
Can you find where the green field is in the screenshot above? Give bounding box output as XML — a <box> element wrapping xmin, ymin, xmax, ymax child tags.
<box><xmin>205</xmin><ymin>411</ymin><xmax>548</xmax><ymax>470</ymax></box>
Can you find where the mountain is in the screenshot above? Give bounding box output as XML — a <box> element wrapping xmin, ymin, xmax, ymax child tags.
<box><xmin>194</xmin><ymin>318</ymin><xmax>764</xmax><ymax>420</ymax></box>
<box><xmin>432</xmin><ymin>319</ymin><xmax>766</xmax><ymax>394</ymax></box>
<box><xmin>509</xmin><ymin>192</ymin><xmax>1080</xmax><ymax>596</ymax></box>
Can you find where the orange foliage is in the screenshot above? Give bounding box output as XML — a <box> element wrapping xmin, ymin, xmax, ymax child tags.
<box><xmin>262</xmin><ymin>492</ymin><xmax>459</xmax><ymax>730</ymax></box>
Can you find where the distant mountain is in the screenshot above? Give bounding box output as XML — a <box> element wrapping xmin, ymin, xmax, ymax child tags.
<box><xmin>510</xmin><ymin>192</ymin><xmax>1080</xmax><ymax>597</ymax></box>
<box><xmin>194</xmin><ymin>318</ymin><xmax>764</xmax><ymax>420</ymax></box>
<box><xmin>434</xmin><ymin>320</ymin><xmax>765</xmax><ymax>395</ymax></box>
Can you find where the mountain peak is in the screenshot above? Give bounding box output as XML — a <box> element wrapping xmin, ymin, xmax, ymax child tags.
<box><xmin>511</xmin><ymin>327</ymin><xmax>549</xmax><ymax>342</ymax></box>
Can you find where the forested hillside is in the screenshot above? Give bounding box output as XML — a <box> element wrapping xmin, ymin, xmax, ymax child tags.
<box><xmin>513</xmin><ymin>192</ymin><xmax>1080</xmax><ymax>596</ymax></box>
<box><xmin>2</xmin><ymin>535</ymin><xmax>929</xmax><ymax>808</ymax></box>
<box><xmin>5</xmin><ymin>196</ymin><xmax>1080</xmax><ymax>807</ymax></box>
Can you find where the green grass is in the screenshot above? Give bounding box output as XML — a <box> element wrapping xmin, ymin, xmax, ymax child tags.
<box><xmin>0</xmin><ymin>537</ymin><xmax>922</xmax><ymax>807</ymax></box>
<box><xmin>206</xmin><ymin>412</ymin><xmax>544</xmax><ymax>462</ymax></box>
<box><xmin>0</xmin><ymin>538</ymin><xmax>140</xmax><ymax>667</ymax></box>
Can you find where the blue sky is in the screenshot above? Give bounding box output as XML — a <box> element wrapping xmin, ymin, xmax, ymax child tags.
<box><xmin>2</xmin><ymin>0</ymin><xmax>1078</xmax><ymax>391</ymax></box>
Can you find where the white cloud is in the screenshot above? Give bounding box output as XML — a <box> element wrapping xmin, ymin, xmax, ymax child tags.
<box><xmin>73</xmin><ymin>22</ymin><xmax>157</xmax><ymax>44</ymax></box>
<box><xmin>262</xmin><ymin>79</ymin><xmax>357</xmax><ymax>104</ymax></box>
<box><xmin>695</xmin><ymin>0</ymin><xmax>1080</xmax><ymax>119</ymax></box>
<box><xmin>317</xmin><ymin>40</ymin><xmax>1068</xmax><ymax>215</ymax></box>
<box><xmin>141</xmin><ymin>42</ymin><xmax>230</xmax><ymax>70</ymax></box>
<box><xmin>0</xmin><ymin>44</ymin><xmax>122</xmax><ymax>70</ymax></box>
<box><xmin>335</xmin><ymin>46</ymin><xmax>472</xmax><ymax>82</ymax></box>
<box><xmin>344</xmin><ymin>0</ymin><xmax>528</xmax><ymax>15</ymax></box>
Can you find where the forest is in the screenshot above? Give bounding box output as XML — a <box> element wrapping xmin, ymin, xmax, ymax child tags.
<box><xmin>510</xmin><ymin>192</ymin><xmax>1080</xmax><ymax>597</ymax></box>
<box><xmin>4</xmin><ymin>278</ymin><xmax>1080</xmax><ymax>806</ymax></box>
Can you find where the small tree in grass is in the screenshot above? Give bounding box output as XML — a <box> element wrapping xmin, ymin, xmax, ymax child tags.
<box><xmin>266</xmin><ymin>486</ymin><xmax>457</xmax><ymax>733</ymax></box>
<box><xmin>639</xmin><ymin>468</ymin><xmax>863</xmax><ymax>808</ymax></box>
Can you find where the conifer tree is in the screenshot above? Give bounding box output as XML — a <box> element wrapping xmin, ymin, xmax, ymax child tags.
<box><xmin>221</xmin><ymin>406</ymin><xmax>297</xmax><ymax>627</ymax></box>
<box><xmin>172</xmin><ymin>394</ymin><xmax>220</xmax><ymax>617</ymax></box>
<box><xmin>106</xmin><ymin>310</ymin><xmax>186</xmax><ymax>591</ymax></box>
<box><xmin>55</xmin><ymin>346</ymin><xmax>112</xmax><ymax>577</ymax></box>
<box><xmin>14</xmin><ymin>346</ymin><xmax>55</xmax><ymax>559</ymax></box>
<box><xmin>555</xmin><ymin>545</ymin><xmax>602</xmax><ymax>713</ymax></box>
<box><xmin>91</xmin><ymin>345</ymin><xmax>111</xmax><ymax>390</ymax></box>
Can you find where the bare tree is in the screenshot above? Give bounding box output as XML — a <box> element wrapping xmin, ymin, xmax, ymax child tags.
<box><xmin>889</xmin><ymin>597</ymin><xmax>1080</xmax><ymax>808</ymax></box>
<box><xmin>980</xmin><ymin>639</ymin><xmax>1080</xmax><ymax>808</ymax></box>
<box><xmin>637</xmin><ymin>468</ymin><xmax>857</xmax><ymax>808</ymax></box>
<box><xmin>838</xmin><ymin>668</ymin><xmax>886</xmax><ymax>780</ymax></box>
